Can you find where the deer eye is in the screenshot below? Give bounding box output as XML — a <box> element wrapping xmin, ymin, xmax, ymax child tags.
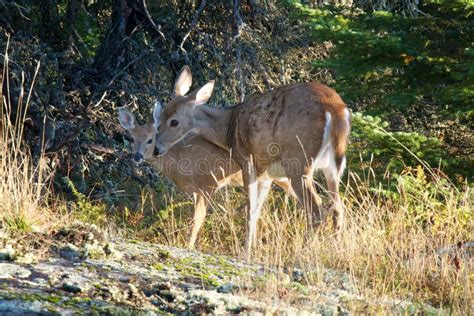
<box><xmin>147</xmin><ymin>139</ymin><xmax>153</xmax><ymax>144</ymax></box>
<box><xmin>170</xmin><ymin>119</ymin><xmax>179</xmax><ymax>127</ymax></box>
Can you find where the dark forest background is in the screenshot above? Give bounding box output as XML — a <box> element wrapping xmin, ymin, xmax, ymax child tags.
<box><xmin>0</xmin><ymin>0</ymin><xmax>472</xmax><ymax>216</ymax></box>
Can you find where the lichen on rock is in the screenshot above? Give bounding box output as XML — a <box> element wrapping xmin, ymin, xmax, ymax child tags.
<box><xmin>0</xmin><ymin>236</ymin><xmax>446</xmax><ymax>314</ymax></box>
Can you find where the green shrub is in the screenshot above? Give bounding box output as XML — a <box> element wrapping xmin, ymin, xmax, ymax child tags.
<box><xmin>63</xmin><ymin>177</ymin><xmax>107</xmax><ymax>225</ymax></box>
<box><xmin>286</xmin><ymin>1</ymin><xmax>473</xmax><ymax>180</ymax></box>
<box><xmin>349</xmin><ymin>113</ymin><xmax>452</xmax><ymax>175</ymax></box>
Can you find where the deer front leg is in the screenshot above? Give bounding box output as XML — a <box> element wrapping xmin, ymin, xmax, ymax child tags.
<box><xmin>188</xmin><ymin>192</ymin><xmax>208</xmax><ymax>249</ymax></box>
<box><xmin>252</xmin><ymin>179</ymin><xmax>272</xmax><ymax>249</ymax></box>
<box><xmin>243</xmin><ymin>158</ymin><xmax>258</xmax><ymax>261</ymax></box>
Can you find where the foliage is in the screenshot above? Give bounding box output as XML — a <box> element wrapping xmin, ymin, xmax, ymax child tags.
<box><xmin>0</xmin><ymin>59</ymin><xmax>67</xmax><ymax>235</ymax></box>
<box><xmin>350</xmin><ymin>113</ymin><xmax>448</xmax><ymax>172</ymax></box>
<box><xmin>296</xmin><ymin>2</ymin><xmax>474</xmax><ymax>115</ymax></box>
<box><xmin>393</xmin><ymin>166</ymin><xmax>471</xmax><ymax>230</ymax></box>
<box><xmin>286</xmin><ymin>0</ymin><xmax>474</xmax><ymax>180</ymax></box>
<box><xmin>63</xmin><ymin>177</ymin><xmax>107</xmax><ymax>226</ymax></box>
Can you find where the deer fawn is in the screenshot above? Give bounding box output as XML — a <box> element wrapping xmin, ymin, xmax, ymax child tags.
<box><xmin>118</xmin><ymin>104</ymin><xmax>292</xmax><ymax>249</ymax></box>
<box><xmin>155</xmin><ymin>66</ymin><xmax>351</xmax><ymax>259</ymax></box>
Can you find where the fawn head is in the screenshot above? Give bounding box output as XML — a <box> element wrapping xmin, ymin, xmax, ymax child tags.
<box><xmin>118</xmin><ymin>103</ymin><xmax>162</xmax><ymax>163</ymax></box>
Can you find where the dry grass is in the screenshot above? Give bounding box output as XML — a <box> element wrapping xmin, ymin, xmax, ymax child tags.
<box><xmin>0</xmin><ymin>132</ymin><xmax>55</xmax><ymax>234</ymax></box>
<box><xmin>144</xmin><ymin>163</ymin><xmax>472</xmax><ymax>312</ymax></box>
<box><xmin>0</xmin><ymin>46</ymin><xmax>68</xmax><ymax>236</ymax></box>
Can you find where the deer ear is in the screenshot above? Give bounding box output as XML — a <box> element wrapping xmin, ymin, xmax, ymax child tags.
<box><xmin>174</xmin><ymin>65</ymin><xmax>192</xmax><ymax>96</ymax></box>
<box><xmin>192</xmin><ymin>81</ymin><xmax>215</xmax><ymax>107</ymax></box>
<box><xmin>152</xmin><ymin>101</ymin><xmax>162</xmax><ymax>128</ymax></box>
<box><xmin>118</xmin><ymin>108</ymin><xmax>135</xmax><ymax>130</ymax></box>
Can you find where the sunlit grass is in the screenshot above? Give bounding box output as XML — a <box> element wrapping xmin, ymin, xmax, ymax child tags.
<box><xmin>130</xmin><ymin>160</ymin><xmax>472</xmax><ymax>313</ymax></box>
<box><xmin>0</xmin><ymin>41</ymin><xmax>68</xmax><ymax>235</ymax></box>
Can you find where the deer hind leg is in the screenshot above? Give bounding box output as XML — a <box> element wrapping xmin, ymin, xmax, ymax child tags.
<box><xmin>188</xmin><ymin>192</ymin><xmax>209</xmax><ymax>249</ymax></box>
<box><xmin>273</xmin><ymin>178</ymin><xmax>296</xmax><ymax>198</ymax></box>
<box><xmin>286</xmin><ymin>163</ymin><xmax>325</xmax><ymax>231</ymax></box>
<box><xmin>323</xmin><ymin>158</ymin><xmax>345</xmax><ymax>239</ymax></box>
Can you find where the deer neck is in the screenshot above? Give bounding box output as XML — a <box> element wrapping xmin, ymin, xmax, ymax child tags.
<box><xmin>194</xmin><ymin>106</ymin><xmax>232</xmax><ymax>151</ymax></box>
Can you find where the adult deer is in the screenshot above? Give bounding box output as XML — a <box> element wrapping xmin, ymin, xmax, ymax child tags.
<box><xmin>155</xmin><ymin>66</ymin><xmax>351</xmax><ymax>259</ymax></box>
<box><xmin>118</xmin><ymin>104</ymin><xmax>292</xmax><ymax>249</ymax></box>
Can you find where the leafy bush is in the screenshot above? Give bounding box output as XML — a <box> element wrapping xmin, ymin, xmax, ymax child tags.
<box><xmin>286</xmin><ymin>0</ymin><xmax>474</xmax><ymax>180</ymax></box>
<box><xmin>350</xmin><ymin>113</ymin><xmax>450</xmax><ymax>173</ymax></box>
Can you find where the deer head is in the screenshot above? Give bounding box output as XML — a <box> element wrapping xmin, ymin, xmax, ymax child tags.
<box><xmin>118</xmin><ymin>102</ymin><xmax>162</xmax><ymax>163</ymax></box>
<box><xmin>155</xmin><ymin>66</ymin><xmax>215</xmax><ymax>155</ymax></box>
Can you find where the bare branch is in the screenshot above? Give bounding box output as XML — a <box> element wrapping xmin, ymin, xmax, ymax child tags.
<box><xmin>140</xmin><ymin>0</ymin><xmax>166</xmax><ymax>40</ymax></box>
<box><xmin>176</xmin><ymin>0</ymin><xmax>207</xmax><ymax>64</ymax></box>
<box><xmin>233</xmin><ymin>0</ymin><xmax>245</xmax><ymax>102</ymax></box>
<box><xmin>106</xmin><ymin>51</ymin><xmax>148</xmax><ymax>87</ymax></box>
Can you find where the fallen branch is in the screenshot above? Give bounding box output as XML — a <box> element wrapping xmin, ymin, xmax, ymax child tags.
<box><xmin>88</xmin><ymin>144</ymin><xmax>116</xmax><ymax>155</ymax></box>
<box><xmin>47</xmin><ymin>119</ymin><xmax>90</xmax><ymax>153</ymax></box>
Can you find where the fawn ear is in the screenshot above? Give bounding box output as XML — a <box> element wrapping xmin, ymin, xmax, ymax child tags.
<box><xmin>118</xmin><ymin>108</ymin><xmax>135</xmax><ymax>130</ymax></box>
<box><xmin>152</xmin><ymin>101</ymin><xmax>162</xmax><ymax>128</ymax></box>
<box><xmin>174</xmin><ymin>65</ymin><xmax>192</xmax><ymax>96</ymax></box>
<box><xmin>190</xmin><ymin>81</ymin><xmax>215</xmax><ymax>107</ymax></box>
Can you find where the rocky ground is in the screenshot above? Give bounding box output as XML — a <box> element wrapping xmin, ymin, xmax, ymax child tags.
<box><xmin>0</xmin><ymin>225</ymin><xmax>444</xmax><ymax>315</ymax></box>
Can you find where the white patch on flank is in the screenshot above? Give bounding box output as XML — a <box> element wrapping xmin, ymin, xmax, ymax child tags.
<box><xmin>321</xmin><ymin>109</ymin><xmax>349</xmax><ymax>179</ymax></box>
<box><xmin>313</xmin><ymin>111</ymin><xmax>333</xmax><ymax>170</ymax></box>
<box><xmin>343</xmin><ymin>108</ymin><xmax>350</xmax><ymax>126</ymax></box>
<box><xmin>257</xmin><ymin>162</ymin><xmax>287</xmax><ymax>181</ymax></box>
<box><xmin>338</xmin><ymin>155</ymin><xmax>347</xmax><ymax>178</ymax></box>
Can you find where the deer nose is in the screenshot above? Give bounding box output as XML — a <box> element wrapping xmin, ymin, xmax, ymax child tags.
<box><xmin>154</xmin><ymin>143</ymin><xmax>167</xmax><ymax>156</ymax></box>
<box><xmin>133</xmin><ymin>152</ymin><xmax>143</xmax><ymax>162</ymax></box>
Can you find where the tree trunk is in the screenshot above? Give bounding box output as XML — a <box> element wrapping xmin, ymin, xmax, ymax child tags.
<box><xmin>91</xmin><ymin>0</ymin><xmax>134</xmax><ymax>83</ymax></box>
<box><xmin>91</xmin><ymin>0</ymin><xmax>165</xmax><ymax>84</ymax></box>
